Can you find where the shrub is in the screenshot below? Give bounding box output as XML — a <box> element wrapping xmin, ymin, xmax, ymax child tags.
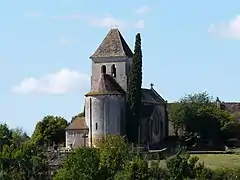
<box><xmin>148</xmin><ymin>161</ymin><xmax>169</xmax><ymax>180</ymax></box>
<box><xmin>212</xmin><ymin>168</ymin><xmax>240</xmax><ymax>180</ymax></box>
<box><xmin>114</xmin><ymin>156</ymin><xmax>149</xmax><ymax>180</ymax></box>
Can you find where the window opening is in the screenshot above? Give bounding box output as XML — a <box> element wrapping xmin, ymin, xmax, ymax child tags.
<box><xmin>101</xmin><ymin>65</ymin><xmax>106</xmax><ymax>74</ymax></box>
<box><xmin>111</xmin><ymin>64</ymin><xmax>116</xmax><ymax>77</ymax></box>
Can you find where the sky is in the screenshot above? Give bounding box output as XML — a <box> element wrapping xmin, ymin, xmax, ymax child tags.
<box><xmin>1</xmin><ymin>0</ymin><xmax>240</xmax><ymax>134</ymax></box>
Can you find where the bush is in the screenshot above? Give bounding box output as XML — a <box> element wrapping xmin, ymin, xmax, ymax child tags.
<box><xmin>98</xmin><ymin>135</ymin><xmax>130</xmax><ymax>179</ymax></box>
<box><xmin>115</xmin><ymin>156</ymin><xmax>149</xmax><ymax>180</ymax></box>
<box><xmin>148</xmin><ymin>161</ymin><xmax>168</xmax><ymax>180</ymax></box>
<box><xmin>212</xmin><ymin>168</ymin><xmax>240</xmax><ymax>180</ymax></box>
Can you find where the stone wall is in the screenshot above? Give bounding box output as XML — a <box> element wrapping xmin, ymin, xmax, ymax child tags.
<box><xmin>85</xmin><ymin>94</ymin><xmax>125</xmax><ymax>147</ymax></box>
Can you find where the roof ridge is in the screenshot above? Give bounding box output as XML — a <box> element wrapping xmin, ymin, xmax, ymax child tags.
<box><xmin>90</xmin><ymin>28</ymin><xmax>133</xmax><ymax>59</ymax></box>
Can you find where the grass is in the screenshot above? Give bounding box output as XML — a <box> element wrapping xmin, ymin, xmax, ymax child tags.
<box><xmin>149</xmin><ymin>153</ymin><xmax>240</xmax><ymax>169</ymax></box>
<box><xmin>193</xmin><ymin>154</ymin><xmax>240</xmax><ymax>169</ymax></box>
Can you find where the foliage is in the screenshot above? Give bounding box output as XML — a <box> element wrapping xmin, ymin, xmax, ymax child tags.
<box><xmin>222</xmin><ymin>122</ymin><xmax>240</xmax><ymax>139</ymax></box>
<box><xmin>98</xmin><ymin>135</ymin><xmax>130</xmax><ymax>179</ymax></box>
<box><xmin>0</xmin><ymin>139</ymin><xmax>48</xmax><ymax>180</ymax></box>
<box><xmin>54</xmin><ymin>147</ymin><xmax>100</xmax><ymax>180</ymax></box>
<box><xmin>169</xmin><ymin>92</ymin><xmax>234</xmax><ymax>141</ymax></box>
<box><xmin>31</xmin><ymin>115</ymin><xmax>68</xmax><ymax>146</ymax></box>
<box><xmin>127</xmin><ymin>33</ymin><xmax>142</xmax><ymax>144</ymax></box>
<box><xmin>148</xmin><ymin>161</ymin><xmax>168</xmax><ymax>180</ymax></box>
<box><xmin>0</xmin><ymin>124</ymin><xmax>13</xmax><ymax>148</ymax></box>
<box><xmin>71</xmin><ymin>106</ymin><xmax>85</xmax><ymax>122</ymax></box>
<box><xmin>166</xmin><ymin>151</ymin><xmax>202</xmax><ymax>179</ymax></box>
<box><xmin>168</xmin><ymin>103</ymin><xmax>185</xmax><ymax>136</ymax></box>
<box><xmin>114</xmin><ymin>156</ymin><xmax>149</xmax><ymax>180</ymax></box>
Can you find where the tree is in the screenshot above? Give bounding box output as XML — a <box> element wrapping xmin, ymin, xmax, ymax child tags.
<box><xmin>169</xmin><ymin>92</ymin><xmax>234</xmax><ymax>142</ymax></box>
<box><xmin>31</xmin><ymin>115</ymin><xmax>68</xmax><ymax>146</ymax></box>
<box><xmin>71</xmin><ymin>106</ymin><xmax>85</xmax><ymax>122</ymax></box>
<box><xmin>169</xmin><ymin>103</ymin><xmax>185</xmax><ymax>136</ymax></box>
<box><xmin>127</xmin><ymin>33</ymin><xmax>143</xmax><ymax>144</ymax></box>
<box><xmin>0</xmin><ymin>123</ymin><xmax>12</xmax><ymax>149</ymax></box>
<box><xmin>114</xmin><ymin>156</ymin><xmax>149</xmax><ymax>180</ymax></box>
<box><xmin>13</xmin><ymin>140</ymin><xmax>48</xmax><ymax>179</ymax></box>
<box><xmin>11</xmin><ymin>127</ymin><xmax>29</xmax><ymax>149</ymax></box>
<box><xmin>166</xmin><ymin>151</ymin><xmax>208</xmax><ymax>180</ymax></box>
<box><xmin>98</xmin><ymin>135</ymin><xmax>130</xmax><ymax>179</ymax></box>
<box><xmin>54</xmin><ymin>147</ymin><xmax>100</xmax><ymax>180</ymax></box>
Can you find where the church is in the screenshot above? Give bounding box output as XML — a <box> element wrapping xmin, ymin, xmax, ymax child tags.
<box><xmin>65</xmin><ymin>28</ymin><xmax>169</xmax><ymax>149</ymax></box>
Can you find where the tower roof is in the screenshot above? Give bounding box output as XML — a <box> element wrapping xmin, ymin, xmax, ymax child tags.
<box><xmin>85</xmin><ymin>73</ymin><xmax>125</xmax><ymax>96</ymax></box>
<box><xmin>90</xmin><ymin>28</ymin><xmax>133</xmax><ymax>59</ymax></box>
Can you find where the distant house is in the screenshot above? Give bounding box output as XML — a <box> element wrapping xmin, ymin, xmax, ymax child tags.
<box><xmin>65</xmin><ymin>117</ymin><xmax>89</xmax><ymax>149</ymax></box>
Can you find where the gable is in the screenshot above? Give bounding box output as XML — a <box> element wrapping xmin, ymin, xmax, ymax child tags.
<box><xmin>141</xmin><ymin>88</ymin><xmax>166</xmax><ymax>105</ymax></box>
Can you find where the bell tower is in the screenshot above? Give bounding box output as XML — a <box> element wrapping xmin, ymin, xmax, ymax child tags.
<box><xmin>89</xmin><ymin>28</ymin><xmax>133</xmax><ymax>92</ymax></box>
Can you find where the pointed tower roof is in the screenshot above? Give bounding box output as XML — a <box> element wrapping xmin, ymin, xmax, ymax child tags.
<box><xmin>90</xmin><ymin>28</ymin><xmax>133</xmax><ymax>59</ymax></box>
<box><xmin>85</xmin><ymin>73</ymin><xmax>125</xmax><ymax>96</ymax></box>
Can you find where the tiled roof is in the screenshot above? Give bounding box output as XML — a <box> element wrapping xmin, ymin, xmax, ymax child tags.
<box><xmin>90</xmin><ymin>28</ymin><xmax>133</xmax><ymax>58</ymax></box>
<box><xmin>141</xmin><ymin>88</ymin><xmax>165</xmax><ymax>104</ymax></box>
<box><xmin>66</xmin><ymin>117</ymin><xmax>88</xmax><ymax>130</ymax></box>
<box><xmin>222</xmin><ymin>102</ymin><xmax>240</xmax><ymax>113</ymax></box>
<box><xmin>85</xmin><ymin>73</ymin><xmax>125</xmax><ymax>96</ymax></box>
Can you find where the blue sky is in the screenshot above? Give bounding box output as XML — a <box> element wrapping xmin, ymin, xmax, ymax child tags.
<box><xmin>1</xmin><ymin>0</ymin><xmax>240</xmax><ymax>134</ymax></box>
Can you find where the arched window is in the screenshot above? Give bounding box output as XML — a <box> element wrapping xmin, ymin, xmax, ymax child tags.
<box><xmin>111</xmin><ymin>64</ymin><xmax>116</xmax><ymax>78</ymax></box>
<box><xmin>101</xmin><ymin>65</ymin><xmax>106</xmax><ymax>74</ymax></box>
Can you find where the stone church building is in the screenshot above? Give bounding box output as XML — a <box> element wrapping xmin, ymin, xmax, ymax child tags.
<box><xmin>66</xmin><ymin>28</ymin><xmax>168</xmax><ymax>149</ymax></box>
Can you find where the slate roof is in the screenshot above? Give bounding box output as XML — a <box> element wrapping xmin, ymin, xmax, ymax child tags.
<box><xmin>85</xmin><ymin>73</ymin><xmax>126</xmax><ymax>96</ymax></box>
<box><xmin>90</xmin><ymin>28</ymin><xmax>133</xmax><ymax>59</ymax></box>
<box><xmin>141</xmin><ymin>88</ymin><xmax>165</xmax><ymax>105</ymax></box>
<box><xmin>66</xmin><ymin>117</ymin><xmax>88</xmax><ymax>130</ymax></box>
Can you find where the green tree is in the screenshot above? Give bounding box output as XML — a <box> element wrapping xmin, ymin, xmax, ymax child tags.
<box><xmin>11</xmin><ymin>127</ymin><xmax>29</xmax><ymax>149</ymax></box>
<box><xmin>169</xmin><ymin>92</ymin><xmax>234</xmax><ymax>142</ymax></box>
<box><xmin>169</xmin><ymin>103</ymin><xmax>185</xmax><ymax>136</ymax></box>
<box><xmin>54</xmin><ymin>147</ymin><xmax>100</xmax><ymax>180</ymax></box>
<box><xmin>115</xmin><ymin>156</ymin><xmax>149</xmax><ymax>180</ymax></box>
<box><xmin>13</xmin><ymin>140</ymin><xmax>48</xmax><ymax>179</ymax></box>
<box><xmin>0</xmin><ymin>123</ymin><xmax>12</xmax><ymax>149</ymax></box>
<box><xmin>127</xmin><ymin>33</ymin><xmax>143</xmax><ymax>143</ymax></box>
<box><xmin>71</xmin><ymin>106</ymin><xmax>85</xmax><ymax>122</ymax></box>
<box><xmin>31</xmin><ymin>115</ymin><xmax>68</xmax><ymax>146</ymax></box>
<box><xmin>166</xmin><ymin>151</ymin><xmax>201</xmax><ymax>180</ymax></box>
<box><xmin>98</xmin><ymin>135</ymin><xmax>130</xmax><ymax>179</ymax></box>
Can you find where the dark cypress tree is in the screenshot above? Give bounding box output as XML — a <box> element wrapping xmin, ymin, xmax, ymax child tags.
<box><xmin>126</xmin><ymin>33</ymin><xmax>143</xmax><ymax>144</ymax></box>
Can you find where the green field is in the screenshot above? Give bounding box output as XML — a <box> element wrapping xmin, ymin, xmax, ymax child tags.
<box><xmin>193</xmin><ymin>154</ymin><xmax>240</xmax><ymax>169</ymax></box>
<box><xmin>150</xmin><ymin>154</ymin><xmax>240</xmax><ymax>169</ymax></box>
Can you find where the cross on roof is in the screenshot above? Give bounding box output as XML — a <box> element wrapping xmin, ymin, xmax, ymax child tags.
<box><xmin>111</xmin><ymin>24</ymin><xmax>119</xmax><ymax>29</ymax></box>
<box><xmin>150</xmin><ymin>83</ymin><xmax>154</xmax><ymax>89</ymax></box>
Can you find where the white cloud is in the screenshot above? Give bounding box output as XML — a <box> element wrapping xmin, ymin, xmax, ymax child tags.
<box><xmin>51</xmin><ymin>14</ymin><xmax>81</xmax><ymax>20</ymax></box>
<box><xmin>209</xmin><ymin>15</ymin><xmax>240</xmax><ymax>39</ymax></box>
<box><xmin>59</xmin><ymin>38</ymin><xmax>72</xmax><ymax>45</ymax></box>
<box><xmin>12</xmin><ymin>69</ymin><xmax>90</xmax><ymax>95</ymax></box>
<box><xmin>135</xmin><ymin>6</ymin><xmax>151</xmax><ymax>14</ymax></box>
<box><xmin>87</xmin><ymin>15</ymin><xmax>127</xmax><ymax>29</ymax></box>
<box><xmin>25</xmin><ymin>11</ymin><xmax>41</xmax><ymax>17</ymax></box>
<box><xmin>134</xmin><ymin>20</ymin><xmax>145</xmax><ymax>29</ymax></box>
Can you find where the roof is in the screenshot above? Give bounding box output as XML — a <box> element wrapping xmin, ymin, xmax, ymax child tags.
<box><xmin>141</xmin><ymin>88</ymin><xmax>166</xmax><ymax>105</ymax></box>
<box><xmin>90</xmin><ymin>28</ymin><xmax>133</xmax><ymax>59</ymax></box>
<box><xmin>85</xmin><ymin>73</ymin><xmax>126</xmax><ymax>96</ymax></box>
<box><xmin>222</xmin><ymin>102</ymin><xmax>240</xmax><ymax>113</ymax></box>
<box><xmin>66</xmin><ymin>117</ymin><xmax>88</xmax><ymax>130</ymax></box>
